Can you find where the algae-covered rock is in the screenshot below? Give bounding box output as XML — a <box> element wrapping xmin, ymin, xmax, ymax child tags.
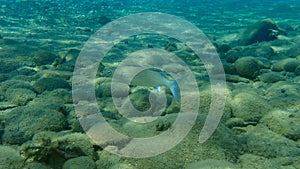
<box><xmin>23</xmin><ymin>162</ymin><xmax>52</xmax><ymax>169</ymax></box>
<box><xmin>0</xmin><ymin>79</ymin><xmax>34</xmax><ymax>94</ymax></box>
<box><xmin>295</xmin><ymin>65</ymin><xmax>300</xmax><ymax>75</ymax></box>
<box><xmin>234</xmin><ymin>56</ymin><xmax>263</xmax><ymax>79</ymax></box>
<box><xmin>283</xmin><ymin>59</ymin><xmax>300</xmax><ymax>72</ymax></box>
<box><xmin>96</xmin><ymin>150</ymin><xmax>122</xmax><ymax>169</ymax></box>
<box><xmin>287</xmin><ymin>44</ymin><xmax>300</xmax><ymax>58</ymax></box>
<box><xmin>2</xmin><ymin>105</ymin><xmax>66</xmax><ymax>144</ymax></box>
<box><xmin>123</xmin><ymin>114</ymin><xmax>240</xmax><ymax>169</ymax></box>
<box><xmin>238</xmin><ymin>125</ymin><xmax>300</xmax><ymax>158</ymax></box>
<box><xmin>54</xmin><ymin>133</ymin><xmax>95</xmax><ymax>159</ymax></box>
<box><xmin>185</xmin><ymin>159</ymin><xmax>240</xmax><ymax>169</ymax></box>
<box><xmin>271</xmin><ymin>58</ymin><xmax>300</xmax><ymax>72</ymax></box>
<box><xmin>231</xmin><ymin>92</ymin><xmax>271</xmax><ymax>122</ymax></box>
<box><xmin>110</xmin><ymin>163</ymin><xmax>137</xmax><ymax>169</ymax></box>
<box><xmin>239</xmin><ymin>154</ymin><xmax>280</xmax><ymax>169</ymax></box>
<box><xmin>20</xmin><ymin>131</ymin><xmax>60</xmax><ymax>162</ymax></box>
<box><xmin>0</xmin><ymin>146</ymin><xmax>24</xmax><ymax>169</ymax></box>
<box><xmin>96</xmin><ymin>82</ymin><xmax>112</xmax><ymax>97</ymax></box>
<box><xmin>226</xmin><ymin>43</ymin><xmax>275</xmax><ymax>60</ymax></box>
<box><xmin>33</xmin><ymin>51</ymin><xmax>59</xmax><ymax>66</ymax></box>
<box><xmin>6</xmin><ymin>88</ymin><xmax>36</xmax><ymax>106</ymax></box>
<box><xmin>62</xmin><ymin>156</ymin><xmax>96</xmax><ymax>169</ymax></box>
<box><xmin>258</xmin><ymin>71</ymin><xmax>285</xmax><ymax>83</ymax></box>
<box><xmin>260</xmin><ymin>110</ymin><xmax>300</xmax><ymax>140</ymax></box>
<box><xmin>238</xmin><ymin>19</ymin><xmax>282</xmax><ymax>45</ymax></box>
<box><xmin>21</xmin><ymin>132</ymin><xmax>96</xmax><ymax>168</ymax></box>
<box><xmin>33</xmin><ymin>77</ymin><xmax>71</xmax><ymax>93</ymax></box>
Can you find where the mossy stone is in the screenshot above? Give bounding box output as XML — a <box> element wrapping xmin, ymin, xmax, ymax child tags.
<box><xmin>33</xmin><ymin>77</ymin><xmax>71</xmax><ymax>93</ymax></box>
<box><xmin>295</xmin><ymin>65</ymin><xmax>300</xmax><ymax>75</ymax></box>
<box><xmin>258</xmin><ymin>72</ymin><xmax>285</xmax><ymax>83</ymax></box>
<box><xmin>283</xmin><ymin>60</ymin><xmax>300</xmax><ymax>72</ymax></box>
<box><xmin>235</xmin><ymin>56</ymin><xmax>263</xmax><ymax>79</ymax></box>
<box><xmin>186</xmin><ymin>159</ymin><xmax>239</xmax><ymax>169</ymax></box>
<box><xmin>238</xmin><ymin>19</ymin><xmax>281</xmax><ymax>45</ymax></box>
<box><xmin>0</xmin><ymin>146</ymin><xmax>23</xmax><ymax>169</ymax></box>
<box><xmin>2</xmin><ymin>106</ymin><xmax>66</xmax><ymax>144</ymax></box>
<box><xmin>238</xmin><ymin>125</ymin><xmax>300</xmax><ymax>158</ymax></box>
<box><xmin>231</xmin><ymin>92</ymin><xmax>271</xmax><ymax>122</ymax></box>
<box><xmin>6</xmin><ymin>88</ymin><xmax>36</xmax><ymax>106</ymax></box>
<box><xmin>260</xmin><ymin>110</ymin><xmax>300</xmax><ymax>140</ymax></box>
<box><xmin>63</xmin><ymin>156</ymin><xmax>96</xmax><ymax>169</ymax></box>
<box><xmin>33</xmin><ymin>51</ymin><xmax>59</xmax><ymax>66</ymax></box>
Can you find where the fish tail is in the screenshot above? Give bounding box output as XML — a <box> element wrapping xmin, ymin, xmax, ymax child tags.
<box><xmin>170</xmin><ymin>80</ymin><xmax>180</xmax><ymax>102</ymax></box>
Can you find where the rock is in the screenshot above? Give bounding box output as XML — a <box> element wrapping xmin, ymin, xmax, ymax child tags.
<box><xmin>234</xmin><ymin>56</ymin><xmax>263</xmax><ymax>79</ymax></box>
<box><xmin>231</xmin><ymin>92</ymin><xmax>272</xmax><ymax>122</ymax></box>
<box><xmin>45</xmin><ymin>89</ymin><xmax>72</xmax><ymax>104</ymax></box>
<box><xmin>225</xmin><ymin>118</ymin><xmax>246</xmax><ymax>129</ymax></box>
<box><xmin>23</xmin><ymin>162</ymin><xmax>52</xmax><ymax>169</ymax></box>
<box><xmin>265</xmin><ymin>81</ymin><xmax>300</xmax><ymax>97</ymax></box>
<box><xmin>270</xmin><ymin>157</ymin><xmax>300</xmax><ymax>169</ymax></box>
<box><xmin>6</xmin><ymin>88</ymin><xmax>36</xmax><ymax>106</ymax></box>
<box><xmin>0</xmin><ymin>73</ymin><xmax>9</xmax><ymax>82</ymax></box>
<box><xmin>260</xmin><ymin>110</ymin><xmax>300</xmax><ymax>140</ymax></box>
<box><xmin>295</xmin><ymin>65</ymin><xmax>300</xmax><ymax>75</ymax></box>
<box><xmin>64</xmin><ymin>49</ymin><xmax>80</xmax><ymax>61</ymax></box>
<box><xmin>283</xmin><ymin>59</ymin><xmax>300</xmax><ymax>72</ymax></box>
<box><xmin>96</xmin><ymin>151</ymin><xmax>122</xmax><ymax>169</ymax></box>
<box><xmin>198</xmin><ymin>87</ymin><xmax>232</xmax><ymax>122</ymax></box>
<box><xmin>97</xmin><ymin>15</ymin><xmax>111</xmax><ymax>25</ymax></box>
<box><xmin>20</xmin><ymin>131</ymin><xmax>60</xmax><ymax>162</ymax></box>
<box><xmin>0</xmin><ymin>79</ymin><xmax>34</xmax><ymax>95</ymax></box>
<box><xmin>33</xmin><ymin>77</ymin><xmax>71</xmax><ymax>93</ymax></box>
<box><xmin>66</xmin><ymin>110</ymin><xmax>83</xmax><ymax>132</ymax></box>
<box><xmin>124</xmin><ymin>114</ymin><xmax>240</xmax><ymax>169</ymax></box>
<box><xmin>96</xmin><ymin>82</ymin><xmax>111</xmax><ymax>97</ymax></box>
<box><xmin>258</xmin><ymin>72</ymin><xmax>285</xmax><ymax>83</ymax></box>
<box><xmin>287</xmin><ymin>44</ymin><xmax>300</xmax><ymax>58</ymax></box>
<box><xmin>238</xmin><ymin>19</ymin><xmax>282</xmax><ymax>45</ymax></box>
<box><xmin>53</xmin><ymin>133</ymin><xmax>95</xmax><ymax>160</ymax></box>
<box><xmin>2</xmin><ymin>106</ymin><xmax>66</xmax><ymax>144</ymax></box>
<box><xmin>226</xmin><ymin>43</ymin><xmax>275</xmax><ymax>60</ymax></box>
<box><xmin>110</xmin><ymin>163</ymin><xmax>137</xmax><ymax>169</ymax></box>
<box><xmin>63</xmin><ymin>156</ymin><xmax>96</xmax><ymax>169</ymax></box>
<box><xmin>0</xmin><ymin>146</ymin><xmax>24</xmax><ymax>169</ymax></box>
<box><xmin>238</xmin><ymin>125</ymin><xmax>300</xmax><ymax>158</ymax></box>
<box><xmin>21</xmin><ymin>132</ymin><xmax>95</xmax><ymax>168</ymax></box>
<box><xmin>0</xmin><ymin>60</ymin><xmax>21</xmax><ymax>73</ymax></box>
<box><xmin>225</xmin><ymin>74</ymin><xmax>251</xmax><ymax>83</ymax></box>
<box><xmin>239</xmin><ymin>154</ymin><xmax>280</xmax><ymax>169</ymax></box>
<box><xmin>55</xmin><ymin>59</ymin><xmax>76</xmax><ymax>71</ymax></box>
<box><xmin>185</xmin><ymin>159</ymin><xmax>240</xmax><ymax>169</ymax></box>
<box><xmin>87</xmin><ymin>122</ymin><xmax>131</xmax><ymax>148</ymax></box>
<box><xmin>164</xmin><ymin>41</ymin><xmax>178</xmax><ymax>52</ymax></box>
<box><xmin>226</xmin><ymin>54</ymin><xmax>239</xmax><ymax>63</ymax></box>
<box><xmin>216</xmin><ymin>43</ymin><xmax>232</xmax><ymax>53</ymax></box>
<box><xmin>33</xmin><ymin>51</ymin><xmax>59</xmax><ymax>66</ymax></box>
<box><xmin>129</xmin><ymin>88</ymin><xmax>151</xmax><ymax>112</ymax></box>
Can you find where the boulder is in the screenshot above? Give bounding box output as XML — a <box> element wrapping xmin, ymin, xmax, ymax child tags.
<box><xmin>238</xmin><ymin>19</ymin><xmax>282</xmax><ymax>45</ymax></box>
<box><xmin>234</xmin><ymin>56</ymin><xmax>263</xmax><ymax>79</ymax></box>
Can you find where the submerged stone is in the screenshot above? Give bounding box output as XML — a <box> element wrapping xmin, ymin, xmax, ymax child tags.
<box><xmin>33</xmin><ymin>77</ymin><xmax>71</xmax><ymax>93</ymax></box>
<box><xmin>234</xmin><ymin>56</ymin><xmax>263</xmax><ymax>79</ymax></box>
<box><xmin>63</xmin><ymin>156</ymin><xmax>96</xmax><ymax>169</ymax></box>
<box><xmin>33</xmin><ymin>51</ymin><xmax>59</xmax><ymax>66</ymax></box>
<box><xmin>238</xmin><ymin>19</ymin><xmax>282</xmax><ymax>46</ymax></box>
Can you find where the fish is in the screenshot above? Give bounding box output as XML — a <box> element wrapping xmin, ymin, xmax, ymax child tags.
<box><xmin>130</xmin><ymin>69</ymin><xmax>180</xmax><ymax>102</ymax></box>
